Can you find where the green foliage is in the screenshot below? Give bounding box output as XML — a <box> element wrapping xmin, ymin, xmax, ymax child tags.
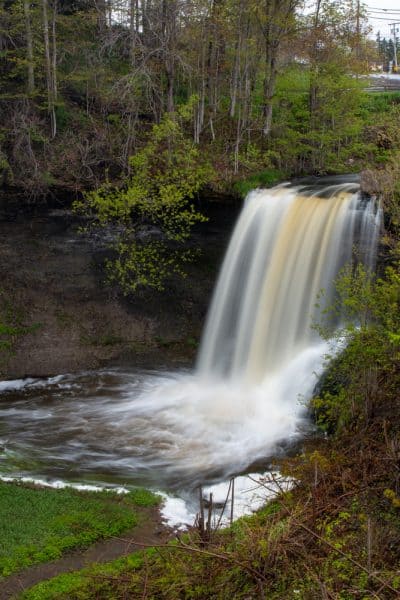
<box><xmin>127</xmin><ymin>487</ymin><xmax>161</xmax><ymax>508</ymax></box>
<box><xmin>233</xmin><ymin>168</ymin><xmax>284</xmax><ymax>198</ymax></box>
<box><xmin>272</xmin><ymin>64</ymin><xmax>367</xmax><ymax>175</ymax></box>
<box><xmin>54</xmin><ymin>104</ymin><xmax>73</xmax><ymax>131</ymax></box>
<box><xmin>0</xmin><ymin>0</ymin><xmax>399</xmax><ymax>198</ymax></box>
<box><xmin>75</xmin><ymin>103</ymin><xmax>212</xmax><ymax>293</ymax></box>
<box><xmin>312</xmin><ymin>262</ymin><xmax>400</xmax><ymax>433</ymax></box>
<box><xmin>360</xmin><ymin>91</ymin><xmax>400</xmax><ymax>116</ymax></box>
<box><xmin>0</xmin><ymin>482</ymin><xmax>158</xmax><ymax>577</ymax></box>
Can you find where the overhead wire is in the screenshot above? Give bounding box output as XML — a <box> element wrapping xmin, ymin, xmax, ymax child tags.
<box><xmin>366</xmin><ymin>16</ymin><xmax>400</xmax><ymax>21</ymax></box>
<box><xmin>366</xmin><ymin>9</ymin><xmax>400</xmax><ymax>13</ymax></box>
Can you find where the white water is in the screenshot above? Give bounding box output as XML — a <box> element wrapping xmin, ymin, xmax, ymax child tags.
<box><xmin>0</xmin><ymin>181</ymin><xmax>381</xmax><ymax>505</ymax></box>
<box><xmin>198</xmin><ymin>184</ymin><xmax>381</xmax><ymax>380</ymax></box>
<box><xmin>0</xmin><ymin>471</ymin><xmax>290</xmax><ymax>530</ymax></box>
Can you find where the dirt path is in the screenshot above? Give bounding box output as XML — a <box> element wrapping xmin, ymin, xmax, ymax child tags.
<box><xmin>1</xmin><ymin>506</ymin><xmax>172</xmax><ymax>599</ymax></box>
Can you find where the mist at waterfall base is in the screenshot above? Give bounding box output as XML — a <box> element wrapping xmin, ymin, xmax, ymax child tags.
<box><xmin>0</xmin><ymin>180</ymin><xmax>381</xmax><ymax>518</ymax></box>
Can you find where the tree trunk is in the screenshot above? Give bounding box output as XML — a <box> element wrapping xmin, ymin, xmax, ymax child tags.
<box><xmin>162</xmin><ymin>0</ymin><xmax>177</xmax><ymax>113</ymax></box>
<box><xmin>229</xmin><ymin>0</ymin><xmax>244</xmax><ymax>118</ymax></box>
<box><xmin>23</xmin><ymin>0</ymin><xmax>35</xmax><ymax>94</ymax></box>
<box><xmin>96</xmin><ymin>0</ymin><xmax>107</xmax><ymax>31</ymax></box>
<box><xmin>0</xmin><ymin>0</ymin><xmax>5</xmax><ymax>52</ymax></box>
<box><xmin>206</xmin><ymin>0</ymin><xmax>225</xmax><ymax>119</ymax></box>
<box><xmin>42</xmin><ymin>0</ymin><xmax>56</xmax><ymax>138</ymax></box>
<box><xmin>142</xmin><ymin>0</ymin><xmax>151</xmax><ymax>45</ymax></box>
<box><xmin>309</xmin><ymin>0</ymin><xmax>321</xmax><ymax>125</ymax></box>
<box><xmin>260</xmin><ymin>0</ymin><xmax>299</xmax><ymax>138</ymax></box>
<box><xmin>52</xmin><ymin>0</ymin><xmax>58</xmax><ymax>99</ymax></box>
<box><xmin>135</xmin><ymin>0</ymin><xmax>140</xmax><ymax>32</ymax></box>
<box><xmin>262</xmin><ymin>51</ymin><xmax>277</xmax><ymax>137</ymax></box>
<box><xmin>130</xmin><ymin>0</ymin><xmax>136</xmax><ymax>65</ymax></box>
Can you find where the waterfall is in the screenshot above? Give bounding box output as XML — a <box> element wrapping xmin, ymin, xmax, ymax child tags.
<box><xmin>197</xmin><ymin>183</ymin><xmax>381</xmax><ymax>383</ymax></box>
<box><xmin>0</xmin><ymin>180</ymin><xmax>382</xmax><ymax>489</ymax></box>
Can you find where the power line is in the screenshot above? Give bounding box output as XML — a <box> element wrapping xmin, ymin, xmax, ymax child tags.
<box><xmin>365</xmin><ymin>5</ymin><xmax>400</xmax><ymax>11</ymax></box>
<box><xmin>367</xmin><ymin>10</ymin><xmax>400</xmax><ymax>15</ymax></box>
<box><xmin>366</xmin><ymin>15</ymin><xmax>400</xmax><ymax>21</ymax></box>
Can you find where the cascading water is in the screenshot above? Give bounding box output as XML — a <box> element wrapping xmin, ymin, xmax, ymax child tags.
<box><xmin>198</xmin><ymin>182</ymin><xmax>381</xmax><ymax>381</ymax></box>
<box><xmin>0</xmin><ymin>180</ymin><xmax>381</xmax><ymax>497</ymax></box>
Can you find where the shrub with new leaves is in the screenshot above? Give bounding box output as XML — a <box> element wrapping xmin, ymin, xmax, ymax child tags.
<box><xmin>74</xmin><ymin>99</ymin><xmax>213</xmax><ymax>293</ymax></box>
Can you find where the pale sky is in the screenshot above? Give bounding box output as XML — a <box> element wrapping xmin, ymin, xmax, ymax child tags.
<box><xmin>366</xmin><ymin>1</ymin><xmax>400</xmax><ymax>39</ymax></box>
<box><xmin>304</xmin><ymin>1</ymin><xmax>400</xmax><ymax>39</ymax></box>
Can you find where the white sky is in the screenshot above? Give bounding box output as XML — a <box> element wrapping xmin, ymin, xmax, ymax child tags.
<box><xmin>365</xmin><ymin>1</ymin><xmax>400</xmax><ymax>39</ymax></box>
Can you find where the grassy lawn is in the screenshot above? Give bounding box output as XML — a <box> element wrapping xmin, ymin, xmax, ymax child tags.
<box><xmin>18</xmin><ymin>551</ymin><xmax>153</xmax><ymax>600</ymax></box>
<box><xmin>0</xmin><ymin>481</ymin><xmax>159</xmax><ymax>578</ymax></box>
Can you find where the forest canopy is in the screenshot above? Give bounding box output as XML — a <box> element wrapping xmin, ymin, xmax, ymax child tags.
<box><xmin>0</xmin><ymin>0</ymin><xmax>383</xmax><ymax>196</ymax></box>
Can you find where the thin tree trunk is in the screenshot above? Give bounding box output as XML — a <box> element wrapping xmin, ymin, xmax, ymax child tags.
<box><xmin>23</xmin><ymin>0</ymin><xmax>35</xmax><ymax>94</ymax></box>
<box><xmin>166</xmin><ymin>71</ymin><xmax>174</xmax><ymax>113</ymax></box>
<box><xmin>162</xmin><ymin>0</ymin><xmax>176</xmax><ymax>113</ymax></box>
<box><xmin>142</xmin><ymin>0</ymin><xmax>151</xmax><ymax>45</ymax></box>
<box><xmin>96</xmin><ymin>0</ymin><xmax>107</xmax><ymax>31</ymax></box>
<box><xmin>310</xmin><ymin>0</ymin><xmax>322</xmax><ymax>124</ymax></box>
<box><xmin>195</xmin><ymin>15</ymin><xmax>207</xmax><ymax>143</ymax></box>
<box><xmin>130</xmin><ymin>0</ymin><xmax>136</xmax><ymax>65</ymax></box>
<box><xmin>242</xmin><ymin>16</ymin><xmax>254</xmax><ymax>130</ymax></box>
<box><xmin>42</xmin><ymin>0</ymin><xmax>56</xmax><ymax>138</ymax></box>
<box><xmin>230</xmin><ymin>0</ymin><xmax>244</xmax><ymax>118</ymax></box>
<box><xmin>230</xmin><ymin>38</ymin><xmax>240</xmax><ymax>118</ymax></box>
<box><xmin>260</xmin><ymin>0</ymin><xmax>299</xmax><ymax>138</ymax></box>
<box><xmin>135</xmin><ymin>0</ymin><xmax>139</xmax><ymax>32</ymax></box>
<box><xmin>206</xmin><ymin>0</ymin><xmax>224</xmax><ymax>118</ymax></box>
<box><xmin>51</xmin><ymin>0</ymin><xmax>57</xmax><ymax>99</ymax></box>
<box><xmin>234</xmin><ymin>106</ymin><xmax>242</xmax><ymax>174</ymax></box>
<box><xmin>262</xmin><ymin>56</ymin><xmax>277</xmax><ymax>137</ymax></box>
<box><xmin>107</xmin><ymin>0</ymin><xmax>112</xmax><ymax>27</ymax></box>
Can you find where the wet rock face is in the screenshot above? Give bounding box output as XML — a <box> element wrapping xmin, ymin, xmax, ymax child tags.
<box><xmin>0</xmin><ymin>204</ymin><xmax>236</xmax><ymax>378</ymax></box>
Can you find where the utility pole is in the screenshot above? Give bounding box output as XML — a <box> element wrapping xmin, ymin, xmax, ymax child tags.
<box><xmin>390</xmin><ymin>22</ymin><xmax>399</xmax><ymax>72</ymax></box>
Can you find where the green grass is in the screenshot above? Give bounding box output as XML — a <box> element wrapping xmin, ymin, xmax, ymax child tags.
<box><xmin>360</xmin><ymin>90</ymin><xmax>400</xmax><ymax>115</ymax></box>
<box><xmin>0</xmin><ymin>482</ymin><xmax>159</xmax><ymax>578</ymax></box>
<box><xmin>19</xmin><ymin>551</ymin><xmax>152</xmax><ymax>600</ymax></box>
<box><xmin>233</xmin><ymin>168</ymin><xmax>285</xmax><ymax>198</ymax></box>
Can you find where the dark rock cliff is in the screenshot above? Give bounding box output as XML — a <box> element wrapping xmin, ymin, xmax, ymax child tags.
<box><xmin>0</xmin><ymin>201</ymin><xmax>239</xmax><ymax>379</ymax></box>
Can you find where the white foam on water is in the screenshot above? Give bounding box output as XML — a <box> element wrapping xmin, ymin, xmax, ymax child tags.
<box><xmin>0</xmin><ymin>474</ymin><xmax>130</xmax><ymax>495</ymax></box>
<box><xmin>159</xmin><ymin>472</ymin><xmax>293</xmax><ymax>530</ymax></box>
<box><xmin>160</xmin><ymin>494</ymin><xmax>195</xmax><ymax>530</ymax></box>
<box><xmin>0</xmin><ymin>378</ymin><xmax>36</xmax><ymax>392</ymax></box>
<box><xmin>0</xmin><ymin>184</ymin><xmax>381</xmax><ymax>507</ymax></box>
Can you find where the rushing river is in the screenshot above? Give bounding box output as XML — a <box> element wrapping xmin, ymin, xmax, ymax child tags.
<box><xmin>0</xmin><ymin>178</ymin><xmax>382</xmax><ymax>522</ymax></box>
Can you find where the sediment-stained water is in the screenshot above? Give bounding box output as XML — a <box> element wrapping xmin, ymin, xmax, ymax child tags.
<box><xmin>0</xmin><ymin>180</ymin><xmax>382</xmax><ymax>514</ymax></box>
